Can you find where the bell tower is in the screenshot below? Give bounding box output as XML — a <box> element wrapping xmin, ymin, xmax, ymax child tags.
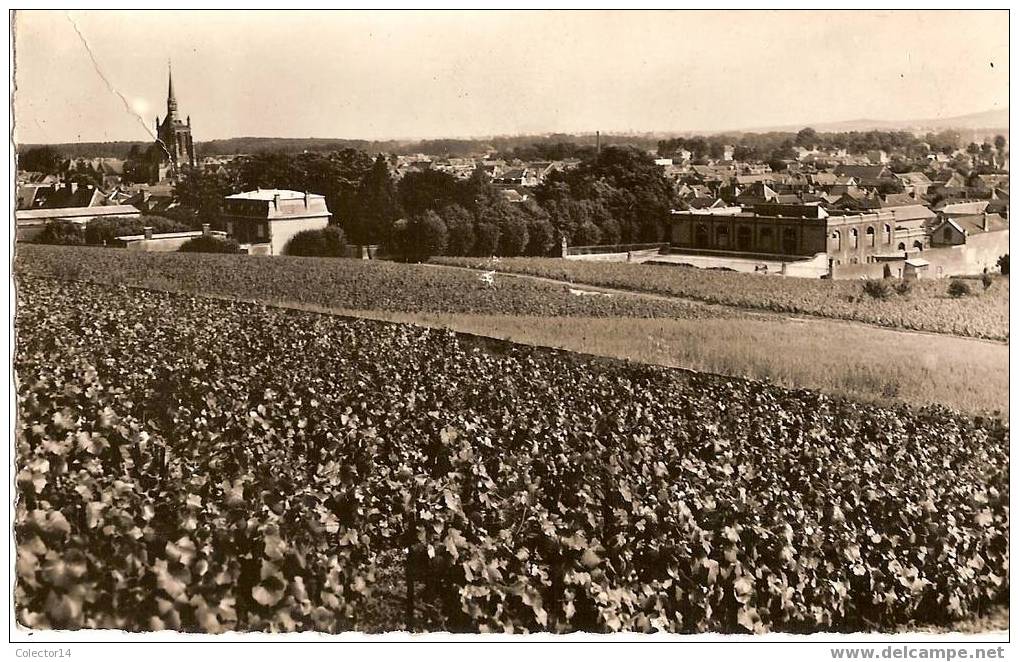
<box><xmin>153</xmin><ymin>61</ymin><xmax>195</xmax><ymax>178</ymax></box>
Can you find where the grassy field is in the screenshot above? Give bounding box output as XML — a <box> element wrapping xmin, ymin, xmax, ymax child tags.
<box><xmin>15</xmin><ymin>245</ymin><xmax>1007</xmax><ymax>416</ymax></box>
<box><xmin>433</xmin><ymin>256</ymin><xmax>1010</xmax><ymax>341</ymax></box>
<box><xmin>283</xmin><ymin>307</ymin><xmax>1008</xmax><ymax>417</ymax></box>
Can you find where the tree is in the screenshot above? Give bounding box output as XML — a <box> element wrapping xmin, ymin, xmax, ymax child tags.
<box><xmin>574</xmin><ymin>219</ymin><xmax>602</xmax><ymax>246</ymax></box>
<box><xmin>795</xmin><ymin>127</ymin><xmax>819</xmax><ymax>149</ymax></box>
<box><xmin>84</xmin><ymin>215</ymin><xmax>189</xmax><ymax>246</ymax></box>
<box><xmin>349</xmin><ymin>155</ymin><xmax>402</xmax><ymax>246</ymax></box>
<box><xmin>36</xmin><ymin>220</ymin><xmax>84</xmax><ymax>245</ymax></box>
<box><xmin>491</xmin><ymin>204</ymin><xmax>529</xmax><ymax>257</ymax></box>
<box><xmin>284</xmin><ymin>226</ymin><xmax>348</xmax><ymax>257</ymax></box>
<box><xmin>439</xmin><ymin>204</ymin><xmax>475</xmax><ymax>256</ymax></box>
<box><xmin>947</xmin><ymin>279</ymin><xmax>971</xmax><ymax>298</ymax></box>
<box><xmin>525</xmin><ymin>217</ymin><xmax>556</xmax><ymax>256</ymax></box>
<box><xmin>473</xmin><ymin>221</ymin><xmax>500</xmax><ymax>256</ymax></box>
<box><xmin>396</xmin><ymin>211</ymin><xmax>447</xmax><ymax>261</ymax></box>
<box><xmin>174</xmin><ymin>168</ymin><xmax>233</xmax><ymax>221</ymax></box>
<box><xmin>232</xmin><ymin>149</ymin><xmax>373</xmax><ymax>224</ymax></box>
<box><xmin>534</xmin><ymin>146</ymin><xmax>676</xmax><ymax>247</ymax></box>
<box><xmin>997</xmin><ymin>254</ymin><xmax>1009</xmax><ymax>275</ymax></box>
<box><xmin>19</xmin><ymin>146</ymin><xmax>64</xmax><ymax>174</ymax></box>
<box><xmin>397</xmin><ymin>170</ymin><xmax>463</xmax><ymax>217</ymax></box>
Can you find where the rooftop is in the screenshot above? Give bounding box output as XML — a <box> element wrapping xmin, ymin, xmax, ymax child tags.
<box><xmin>226</xmin><ymin>189</ymin><xmax>323</xmax><ymax>201</ymax></box>
<box><xmin>15</xmin><ymin>204</ymin><xmax>141</xmax><ymax>221</ymax></box>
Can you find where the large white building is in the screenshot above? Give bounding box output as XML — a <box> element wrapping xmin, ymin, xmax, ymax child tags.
<box><xmin>220</xmin><ymin>189</ymin><xmax>332</xmax><ymax>255</ymax></box>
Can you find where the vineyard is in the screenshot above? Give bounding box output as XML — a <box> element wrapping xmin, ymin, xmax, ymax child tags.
<box><xmin>432</xmin><ymin>257</ymin><xmax>1010</xmax><ymax>341</ymax></box>
<box><xmin>15</xmin><ymin>275</ymin><xmax>1009</xmax><ymax>633</ymax></box>
<box><xmin>15</xmin><ymin>244</ymin><xmax>740</xmax><ymax>322</ymax></box>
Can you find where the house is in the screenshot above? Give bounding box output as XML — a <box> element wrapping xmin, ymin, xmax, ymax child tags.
<box><xmin>833</xmin><ymin>165</ymin><xmax>895</xmax><ymax>189</ymax></box>
<box><xmin>865</xmin><ymin>150</ymin><xmax>890</xmax><ymax>165</ymax></box>
<box><xmin>685</xmin><ymin>196</ymin><xmax>729</xmax><ymax>210</ymax></box>
<box><xmin>973</xmin><ymin>174</ymin><xmax>1010</xmax><ymax>192</ymax></box>
<box><xmin>15</xmin><ymin>204</ymin><xmax>141</xmax><ymax>242</ymax></box>
<box><xmin>931</xmin><ymin>214</ymin><xmax>1008</xmax><ymax>246</ymax></box>
<box><xmin>880</xmin><ymin>192</ymin><xmax>920</xmax><ymax>208</ymax></box>
<box><xmin>893</xmin><ymin>172</ymin><xmax>932</xmax><ymax>197</ymax></box>
<box><xmin>220</xmin><ymin>189</ymin><xmax>332</xmax><ymax>255</ymax></box>
<box><xmin>498</xmin><ymin>189</ymin><xmax>529</xmax><ymax>204</ymax></box>
<box><xmin>17</xmin><ymin>182</ymin><xmax>109</xmax><ymax>210</ymax></box>
<box><xmin>926</xmin><ymin>213</ymin><xmax>1009</xmax><ymax>274</ymax></box>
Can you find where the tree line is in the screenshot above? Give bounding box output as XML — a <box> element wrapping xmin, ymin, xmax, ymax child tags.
<box><xmin>171</xmin><ymin>145</ymin><xmax>677</xmax><ymax>260</ymax></box>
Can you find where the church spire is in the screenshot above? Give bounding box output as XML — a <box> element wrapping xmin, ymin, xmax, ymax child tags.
<box><xmin>166</xmin><ymin>60</ymin><xmax>178</xmax><ymax>120</ymax></box>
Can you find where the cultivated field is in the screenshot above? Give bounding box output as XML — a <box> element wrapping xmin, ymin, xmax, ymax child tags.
<box><xmin>14</xmin><ymin>245</ymin><xmax>733</xmax><ymax>321</ymax></box>
<box><xmin>433</xmin><ymin>257</ymin><xmax>1010</xmax><ymax>341</ymax></box>
<box><xmin>14</xmin><ymin>245</ymin><xmax>1008</xmax><ymax>415</ymax></box>
<box><xmin>15</xmin><ymin>276</ymin><xmax>1009</xmax><ymax>632</ymax></box>
<box><xmin>343</xmin><ymin>311</ymin><xmax>1008</xmax><ymax>417</ymax></box>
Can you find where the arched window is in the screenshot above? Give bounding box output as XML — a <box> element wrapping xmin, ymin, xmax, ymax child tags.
<box><xmin>883</xmin><ymin>224</ymin><xmax>892</xmax><ymax>244</ymax></box>
<box><xmin>850</xmin><ymin>228</ymin><xmax>859</xmax><ymax>249</ymax></box>
<box><xmin>830</xmin><ymin>230</ymin><xmax>841</xmax><ymax>251</ymax></box>
<box><xmin>694</xmin><ymin>224</ymin><xmax>709</xmax><ymax>248</ymax></box>
<box><xmin>897</xmin><ymin>242</ymin><xmax>906</xmax><ymax>251</ymax></box>
<box><xmin>782</xmin><ymin>228</ymin><xmax>798</xmax><ymax>254</ymax></box>
<box><xmin>866</xmin><ymin>226</ymin><xmax>876</xmax><ymax>247</ymax></box>
<box><xmin>736</xmin><ymin>225</ymin><xmax>752</xmax><ymax>250</ymax></box>
<box><xmin>913</xmin><ymin>240</ymin><xmax>924</xmax><ymax>252</ymax></box>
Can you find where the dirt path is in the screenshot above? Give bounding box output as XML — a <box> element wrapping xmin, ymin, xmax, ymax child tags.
<box><xmin>421</xmin><ymin>262</ymin><xmax>1010</xmax><ymax>347</ymax></box>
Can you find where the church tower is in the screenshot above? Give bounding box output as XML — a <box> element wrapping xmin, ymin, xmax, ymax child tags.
<box><xmin>153</xmin><ymin>62</ymin><xmax>195</xmax><ymax>178</ymax></box>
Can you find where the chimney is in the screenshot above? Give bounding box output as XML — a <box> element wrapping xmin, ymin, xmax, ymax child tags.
<box><xmin>273</xmin><ymin>193</ymin><xmax>280</xmax><ymax>210</ymax></box>
<box><xmin>143</xmin><ymin>226</ymin><xmax>153</xmax><ymax>240</ymax></box>
<box><xmin>982</xmin><ymin>212</ymin><xmax>989</xmax><ymax>231</ymax></box>
<box><xmin>596</xmin><ymin>131</ymin><xmax>601</xmax><ymax>156</ymax></box>
<box><xmin>304</xmin><ymin>190</ymin><xmax>310</xmax><ymax>208</ymax></box>
<box><xmin>202</xmin><ymin>223</ymin><xmax>211</xmax><ymax>236</ymax></box>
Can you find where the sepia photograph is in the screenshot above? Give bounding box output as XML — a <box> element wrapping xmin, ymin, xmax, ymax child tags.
<box><xmin>5</xmin><ymin>6</ymin><xmax>1011</xmax><ymax>655</ymax></box>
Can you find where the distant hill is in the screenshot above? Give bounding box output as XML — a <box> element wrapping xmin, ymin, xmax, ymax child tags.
<box><xmin>17</xmin><ymin>109</ymin><xmax>1007</xmax><ymax>160</ymax></box>
<box><xmin>17</xmin><ymin>133</ymin><xmax>660</xmax><ymax>159</ymax></box>
<box><xmin>744</xmin><ymin>108</ymin><xmax>1009</xmax><ymax>134</ymax></box>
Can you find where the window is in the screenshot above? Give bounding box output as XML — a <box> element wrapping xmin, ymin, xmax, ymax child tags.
<box><xmin>830</xmin><ymin>230</ymin><xmax>841</xmax><ymax>251</ymax></box>
<box><xmin>736</xmin><ymin>225</ymin><xmax>753</xmax><ymax>251</ymax></box>
<box><xmin>716</xmin><ymin>225</ymin><xmax>730</xmax><ymax>248</ymax></box>
<box><xmin>694</xmin><ymin>224</ymin><xmax>709</xmax><ymax>248</ymax></box>
<box><xmin>782</xmin><ymin>227</ymin><xmax>798</xmax><ymax>254</ymax></box>
<box><xmin>913</xmin><ymin>240</ymin><xmax>924</xmax><ymax>252</ymax></box>
<box><xmin>865</xmin><ymin>226</ymin><xmax>875</xmax><ymax>247</ymax></box>
<box><xmin>897</xmin><ymin>242</ymin><xmax>906</xmax><ymax>251</ymax></box>
<box><xmin>850</xmin><ymin>228</ymin><xmax>859</xmax><ymax>249</ymax></box>
<box><xmin>883</xmin><ymin>224</ymin><xmax>892</xmax><ymax>244</ymax></box>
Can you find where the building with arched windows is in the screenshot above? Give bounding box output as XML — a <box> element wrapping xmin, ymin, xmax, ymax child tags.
<box><xmin>668</xmin><ymin>201</ymin><xmax>1005</xmax><ymax>278</ymax></box>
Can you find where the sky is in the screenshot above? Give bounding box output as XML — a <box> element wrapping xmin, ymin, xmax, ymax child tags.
<box><xmin>13</xmin><ymin>9</ymin><xmax>1011</xmax><ymax>144</ymax></box>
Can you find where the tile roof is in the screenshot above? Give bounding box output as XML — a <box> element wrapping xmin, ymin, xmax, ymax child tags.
<box><xmin>16</xmin><ymin>204</ymin><xmax>141</xmax><ymax>221</ymax></box>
